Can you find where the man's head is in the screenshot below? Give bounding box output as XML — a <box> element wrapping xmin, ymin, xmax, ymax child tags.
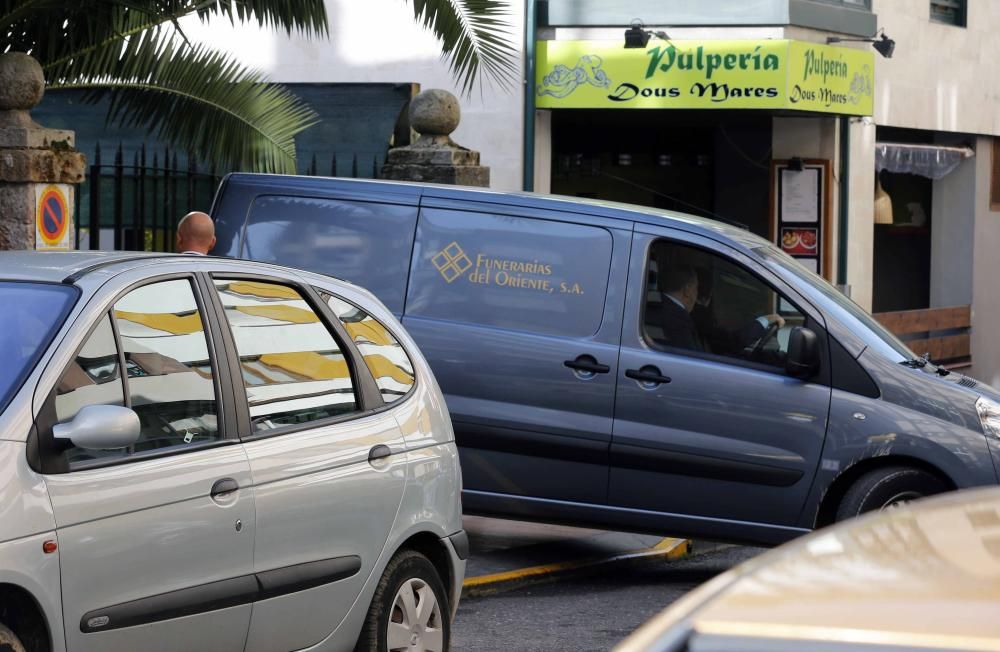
<box><xmin>176</xmin><ymin>211</ymin><xmax>216</xmax><ymax>255</ymax></box>
<box><xmin>662</xmin><ymin>265</ymin><xmax>699</xmax><ymax>312</ymax></box>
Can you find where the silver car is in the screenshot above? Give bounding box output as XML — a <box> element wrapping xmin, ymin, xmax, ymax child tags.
<box><xmin>0</xmin><ymin>252</ymin><xmax>465</xmax><ymax>652</ymax></box>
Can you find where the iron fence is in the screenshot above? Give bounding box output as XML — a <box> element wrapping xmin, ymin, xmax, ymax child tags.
<box><xmin>77</xmin><ymin>143</ymin><xmax>383</xmax><ymax>252</ymax></box>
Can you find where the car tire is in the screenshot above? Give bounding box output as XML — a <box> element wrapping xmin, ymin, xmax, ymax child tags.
<box><xmin>355</xmin><ymin>550</ymin><xmax>450</xmax><ymax>652</ymax></box>
<box><xmin>836</xmin><ymin>466</ymin><xmax>948</xmax><ymax>521</ymax></box>
<box><xmin>0</xmin><ymin>623</ymin><xmax>26</xmax><ymax>652</ymax></box>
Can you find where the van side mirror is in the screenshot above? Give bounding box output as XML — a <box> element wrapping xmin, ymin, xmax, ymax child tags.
<box><xmin>786</xmin><ymin>326</ymin><xmax>820</xmax><ymax>379</ymax></box>
<box><xmin>52</xmin><ymin>404</ymin><xmax>141</xmax><ymax>450</ymax></box>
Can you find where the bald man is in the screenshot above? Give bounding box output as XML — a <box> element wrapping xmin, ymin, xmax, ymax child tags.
<box><xmin>176</xmin><ymin>211</ymin><xmax>216</xmax><ymax>255</ymax></box>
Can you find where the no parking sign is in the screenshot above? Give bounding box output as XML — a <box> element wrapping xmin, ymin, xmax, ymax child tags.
<box><xmin>35</xmin><ymin>184</ymin><xmax>73</xmax><ymax>250</ymax></box>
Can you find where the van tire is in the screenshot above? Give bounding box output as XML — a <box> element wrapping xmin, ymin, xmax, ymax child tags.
<box><xmin>0</xmin><ymin>623</ymin><xmax>26</xmax><ymax>652</ymax></box>
<box><xmin>836</xmin><ymin>466</ymin><xmax>947</xmax><ymax>521</ymax></box>
<box><xmin>355</xmin><ymin>550</ymin><xmax>450</xmax><ymax>652</ymax></box>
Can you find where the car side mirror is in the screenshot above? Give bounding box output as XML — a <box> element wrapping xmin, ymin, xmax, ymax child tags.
<box><xmin>52</xmin><ymin>404</ymin><xmax>141</xmax><ymax>450</ymax></box>
<box><xmin>786</xmin><ymin>326</ymin><xmax>820</xmax><ymax>379</ymax></box>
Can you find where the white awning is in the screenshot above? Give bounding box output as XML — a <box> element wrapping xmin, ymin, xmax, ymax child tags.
<box><xmin>875</xmin><ymin>142</ymin><xmax>974</xmax><ymax>179</ymax></box>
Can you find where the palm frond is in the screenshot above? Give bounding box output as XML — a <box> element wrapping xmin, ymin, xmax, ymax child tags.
<box><xmin>410</xmin><ymin>0</ymin><xmax>518</xmax><ymax>96</ymax></box>
<box><xmin>198</xmin><ymin>0</ymin><xmax>328</xmax><ymax>37</ymax></box>
<box><xmin>48</xmin><ymin>30</ymin><xmax>316</xmax><ymax>173</ymax></box>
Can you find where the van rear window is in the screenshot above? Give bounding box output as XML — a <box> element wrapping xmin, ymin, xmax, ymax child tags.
<box><xmin>241</xmin><ymin>195</ymin><xmax>417</xmax><ymax>313</ymax></box>
<box><xmin>407</xmin><ymin>209</ymin><xmax>613</xmax><ymax>337</ymax></box>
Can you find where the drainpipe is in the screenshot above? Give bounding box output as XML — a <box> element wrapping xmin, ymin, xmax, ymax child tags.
<box><xmin>837</xmin><ymin>115</ymin><xmax>850</xmax><ymax>290</ymax></box>
<box><xmin>522</xmin><ymin>0</ymin><xmax>537</xmax><ymax>191</ymax></box>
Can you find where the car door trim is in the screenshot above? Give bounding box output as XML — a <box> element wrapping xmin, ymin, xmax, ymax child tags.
<box><xmin>454</xmin><ymin>420</ymin><xmax>609</xmax><ymax>465</ymax></box>
<box><xmin>79</xmin><ymin>555</ymin><xmax>362</xmax><ymax>633</ymax></box>
<box><xmin>610</xmin><ymin>443</ymin><xmax>804</xmax><ymax>487</ymax></box>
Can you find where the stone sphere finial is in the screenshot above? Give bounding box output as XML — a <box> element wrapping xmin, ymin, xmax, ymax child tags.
<box><xmin>409</xmin><ymin>89</ymin><xmax>460</xmax><ymax>137</ymax></box>
<box><xmin>0</xmin><ymin>52</ymin><xmax>45</xmax><ymax>111</ymax></box>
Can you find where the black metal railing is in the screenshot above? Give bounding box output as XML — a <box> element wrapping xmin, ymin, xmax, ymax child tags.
<box><xmin>77</xmin><ymin>143</ymin><xmax>384</xmax><ymax>252</ymax></box>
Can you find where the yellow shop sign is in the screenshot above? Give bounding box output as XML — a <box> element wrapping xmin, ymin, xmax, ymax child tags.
<box><xmin>536</xmin><ymin>39</ymin><xmax>874</xmax><ymax>115</ymax></box>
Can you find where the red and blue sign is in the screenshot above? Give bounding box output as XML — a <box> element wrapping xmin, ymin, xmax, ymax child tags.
<box><xmin>36</xmin><ymin>185</ymin><xmax>70</xmax><ymax>249</ymax></box>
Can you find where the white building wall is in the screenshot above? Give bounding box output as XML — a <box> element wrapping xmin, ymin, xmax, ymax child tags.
<box><xmin>872</xmin><ymin>0</ymin><xmax>1000</xmax><ymax>136</ymax></box>
<box><xmin>179</xmin><ymin>0</ymin><xmax>527</xmax><ymax>191</ymax></box>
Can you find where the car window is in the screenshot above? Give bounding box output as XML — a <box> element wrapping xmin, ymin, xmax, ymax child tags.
<box><xmin>406</xmin><ymin>208</ymin><xmax>614</xmax><ymax>337</ymax></box>
<box><xmin>644</xmin><ymin>239</ymin><xmax>807</xmax><ymax>369</ymax></box>
<box><xmin>241</xmin><ymin>196</ymin><xmax>417</xmax><ymax>314</ymax></box>
<box><xmin>59</xmin><ymin>279</ymin><xmax>222</xmax><ymax>467</ymax></box>
<box><xmin>321</xmin><ymin>292</ymin><xmax>415</xmax><ymax>403</ymax></box>
<box><xmin>213</xmin><ymin>279</ymin><xmax>358</xmax><ymax>432</ymax></box>
<box><xmin>1</xmin><ymin>282</ymin><xmax>78</xmax><ymax>413</ymax></box>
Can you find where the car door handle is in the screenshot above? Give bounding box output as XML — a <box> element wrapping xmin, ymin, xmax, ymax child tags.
<box><xmin>369</xmin><ymin>445</ymin><xmax>392</xmax><ymax>462</ymax></box>
<box><xmin>211</xmin><ymin>478</ymin><xmax>239</xmax><ymax>497</ymax></box>
<box><xmin>625</xmin><ymin>367</ymin><xmax>672</xmax><ymax>384</ymax></box>
<box><xmin>564</xmin><ymin>356</ymin><xmax>610</xmax><ymax>374</ymax></box>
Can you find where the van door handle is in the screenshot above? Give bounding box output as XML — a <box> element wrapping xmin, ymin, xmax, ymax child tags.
<box><xmin>564</xmin><ymin>355</ymin><xmax>610</xmax><ymax>374</ymax></box>
<box><xmin>625</xmin><ymin>367</ymin><xmax>672</xmax><ymax>385</ymax></box>
<box><xmin>211</xmin><ymin>478</ymin><xmax>239</xmax><ymax>497</ymax></box>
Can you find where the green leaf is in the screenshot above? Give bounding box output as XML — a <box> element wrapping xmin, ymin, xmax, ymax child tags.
<box><xmin>410</xmin><ymin>0</ymin><xmax>518</xmax><ymax>96</ymax></box>
<box><xmin>48</xmin><ymin>30</ymin><xmax>317</xmax><ymax>173</ymax></box>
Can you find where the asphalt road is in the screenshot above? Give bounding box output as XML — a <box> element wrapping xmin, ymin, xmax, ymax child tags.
<box><xmin>452</xmin><ymin>545</ymin><xmax>764</xmax><ymax>651</ymax></box>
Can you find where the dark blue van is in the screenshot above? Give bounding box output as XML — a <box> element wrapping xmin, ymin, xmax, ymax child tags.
<box><xmin>212</xmin><ymin>174</ymin><xmax>1000</xmax><ymax>545</ymax></box>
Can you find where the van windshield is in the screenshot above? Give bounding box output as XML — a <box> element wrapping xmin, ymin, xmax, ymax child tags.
<box><xmin>754</xmin><ymin>246</ymin><xmax>914</xmax><ymax>363</ymax></box>
<box><xmin>0</xmin><ymin>282</ymin><xmax>78</xmax><ymax>413</ymax></box>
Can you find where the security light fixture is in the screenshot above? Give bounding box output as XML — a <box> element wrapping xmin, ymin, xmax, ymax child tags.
<box><xmin>624</xmin><ymin>19</ymin><xmax>671</xmax><ymax>49</ymax></box>
<box><xmin>827</xmin><ymin>29</ymin><xmax>895</xmax><ymax>59</ymax></box>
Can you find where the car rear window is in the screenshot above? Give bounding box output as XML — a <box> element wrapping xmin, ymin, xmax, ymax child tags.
<box><xmin>0</xmin><ymin>282</ymin><xmax>78</xmax><ymax>412</ymax></box>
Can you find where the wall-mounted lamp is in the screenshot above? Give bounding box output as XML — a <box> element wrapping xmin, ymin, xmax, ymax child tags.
<box><xmin>827</xmin><ymin>29</ymin><xmax>895</xmax><ymax>59</ymax></box>
<box><xmin>788</xmin><ymin>157</ymin><xmax>804</xmax><ymax>172</ymax></box>
<box><xmin>624</xmin><ymin>19</ymin><xmax>671</xmax><ymax>49</ymax></box>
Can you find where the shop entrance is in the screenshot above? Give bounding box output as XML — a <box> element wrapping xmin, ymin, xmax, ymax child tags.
<box><xmin>550</xmin><ymin>110</ymin><xmax>773</xmax><ymax>237</ymax></box>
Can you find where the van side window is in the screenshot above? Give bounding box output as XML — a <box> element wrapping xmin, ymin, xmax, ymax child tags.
<box><xmin>322</xmin><ymin>293</ymin><xmax>416</xmax><ymax>403</ymax></box>
<box><xmin>645</xmin><ymin>240</ymin><xmax>806</xmax><ymax>369</ymax></box>
<box><xmin>407</xmin><ymin>208</ymin><xmax>614</xmax><ymax>337</ymax></box>
<box><xmin>241</xmin><ymin>196</ymin><xmax>417</xmax><ymax>313</ymax></box>
<box><xmin>213</xmin><ymin>280</ymin><xmax>358</xmax><ymax>431</ymax></box>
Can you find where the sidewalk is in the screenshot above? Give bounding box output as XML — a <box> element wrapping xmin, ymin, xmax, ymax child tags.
<box><xmin>461</xmin><ymin>516</ymin><xmax>691</xmax><ymax>597</ymax></box>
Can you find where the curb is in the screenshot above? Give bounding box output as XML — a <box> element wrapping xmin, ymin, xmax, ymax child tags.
<box><xmin>461</xmin><ymin>537</ymin><xmax>691</xmax><ymax>598</ymax></box>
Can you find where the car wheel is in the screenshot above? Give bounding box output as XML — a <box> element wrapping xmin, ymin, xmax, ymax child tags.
<box><xmin>836</xmin><ymin>466</ymin><xmax>948</xmax><ymax>521</ymax></box>
<box><xmin>0</xmin><ymin>623</ymin><xmax>26</xmax><ymax>652</ymax></box>
<box><xmin>356</xmin><ymin>550</ymin><xmax>450</xmax><ymax>652</ymax></box>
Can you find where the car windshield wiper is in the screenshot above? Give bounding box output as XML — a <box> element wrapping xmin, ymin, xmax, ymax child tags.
<box><xmin>900</xmin><ymin>355</ymin><xmax>929</xmax><ymax>369</ymax></box>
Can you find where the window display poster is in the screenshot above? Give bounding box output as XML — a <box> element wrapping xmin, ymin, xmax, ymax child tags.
<box><xmin>772</xmin><ymin>160</ymin><xmax>830</xmax><ymax>280</ymax></box>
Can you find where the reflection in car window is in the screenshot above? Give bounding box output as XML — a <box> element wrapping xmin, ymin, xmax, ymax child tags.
<box><xmin>644</xmin><ymin>240</ymin><xmax>806</xmax><ymax>369</ymax></box>
<box><xmin>60</xmin><ymin>280</ymin><xmax>221</xmax><ymax>467</ymax></box>
<box><xmin>56</xmin><ymin>314</ymin><xmax>126</xmax><ymax>466</ymax></box>
<box><xmin>322</xmin><ymin>292</ymin><xmax>415</xmax><ymax>403</ymax></box>
<box><xmin>755</xmin><ymin>245</ymin><xmax>913</xmax><ymax>363</ymax></box>
<box><xmin>214</xmin><ymin>280</ymin><xmax>358</xmax><ymax>431</ymax></box>
<box><xmin>114</xmin><ymin>279</ymin><xmax>221</xmax><ymax>455</ymax></box>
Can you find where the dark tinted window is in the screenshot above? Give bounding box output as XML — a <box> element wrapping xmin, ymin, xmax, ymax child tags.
<box><xmin>0</xmin><ymin>282</ymin><xmax>77</xmax><ymax>412</ymax></box>
<box><xmin>241</xmin><ymin>196</ymin><xmax>417</xmax><ymax>313</ymax></box>
<box><xmin>645</xmin><ymin>240</ymin><xmax>806</xmax><ymax>369</ymax></box>
<box><xmin>323</xmin><ymin>293</ymin><xmax>415</xmax><ymax>403</ymax></box>
<box><xmin>214</xmin><ymin>280</ymin><xmax>358</xmax><ymax>431</ymax></box>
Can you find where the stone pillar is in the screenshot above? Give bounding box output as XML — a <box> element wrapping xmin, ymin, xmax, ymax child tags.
<box><xmin>0</xmin><ymin>52</ymin><xmax>86</xmax><ymax>251</ymax></box>
<box><xmin>381</xmin><ymin>89</ymin><xmax>490</xmax><ymax>187</ymax></box>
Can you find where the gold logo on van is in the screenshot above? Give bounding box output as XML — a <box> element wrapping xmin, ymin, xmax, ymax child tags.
<box><xmin>432</xmin><ymin>242</ymin><xmax>473</xmax><ymax>283</ymax></box>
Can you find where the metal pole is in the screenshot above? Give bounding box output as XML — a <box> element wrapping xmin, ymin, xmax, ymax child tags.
<box><xmin>837</xmin><ymin>115</ymin><xmax>850</xmax><ymax>289</ymax></box>
<box><xmin>113</xmin><ymin>143</ymin><xmax>123</xmax><ymax>250</ymax></box>
<box><xmin>88</xmin><ymin>143</ymin><xmax>101</xmax><ymax>250</ymax></box>
<box><xmin>522</xmin><ymin>0</ymin><xmax>537</xmax><ymax>191</ymax></box>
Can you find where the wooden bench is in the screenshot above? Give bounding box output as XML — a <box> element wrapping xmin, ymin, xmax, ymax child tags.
<box><xmin>873</xmin><ymin>305</ymin><xmax>972</xmax><ymax>369</ymax></box>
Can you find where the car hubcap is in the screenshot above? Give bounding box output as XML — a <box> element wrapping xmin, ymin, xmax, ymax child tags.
<box><xmin>386</xmin><ymin>578</ymin><xmax>444</xmax><ymax>652</ymax></box>
<box><xmin>881</xmin><ymin>490</ymin><xmax>922</xmax><ymax>511</ymax></box>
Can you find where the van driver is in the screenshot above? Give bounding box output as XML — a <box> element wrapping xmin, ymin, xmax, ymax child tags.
<box><xmin>659</xmin><ymin>265</ymin><xmax>784</xmax><ymax>355</ymax></box>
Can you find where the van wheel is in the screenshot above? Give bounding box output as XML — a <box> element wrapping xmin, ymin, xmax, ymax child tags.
<box><xmin>0</xmin><ymin>623</ymin><xmax>26</xmax><ymax>652</ymax></box>
<box><xmin>355</xmin><ymin>550</ymin><xmax>450</xmax><ymax>652</ymax></box>
<box><xmin>836</xmin><ymin>466</ymin><xmax>947</xmax><ymax>521</ymax></box>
